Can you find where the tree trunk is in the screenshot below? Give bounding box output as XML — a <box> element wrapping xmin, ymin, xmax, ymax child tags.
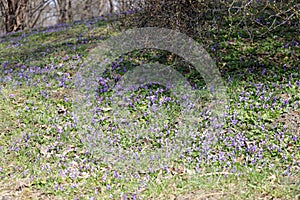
<box><xmin>0</xmin><ymin>0</ymin><xmax>28</xmax><ymax>33</ymax></box>
<box><xmin>24</xmin><ymin>0</ymin><xmax>51</xmax><ymax>30</ymax></box>
<box><xmin>56</xmin><ymin>0</ymin><xmax>72</xmax><ymax>24</ymax></box>
<box><xmin>99</xmin><ymin>0</ymin><xmax>114</xmax><ymax>16</ymax></box>
<box><xmin>59</xmin><ymin>0</ymin><xmax>66</xmax><ymax>24</ymax></box>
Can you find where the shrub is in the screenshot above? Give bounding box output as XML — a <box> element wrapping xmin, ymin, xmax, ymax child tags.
<box><xmin>115</xmin><ymin>0</ymin><xmax>299</xmax><ymax>42</ymax></box>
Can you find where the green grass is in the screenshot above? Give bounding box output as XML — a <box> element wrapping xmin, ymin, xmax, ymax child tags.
<box><xmin>0</xmin><ymin>16</ymin><xmax>299</xmax><ymax>199</ymax></box>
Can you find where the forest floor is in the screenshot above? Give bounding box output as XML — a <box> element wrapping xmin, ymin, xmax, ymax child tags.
<box><xmin>0</xmin><ymin>16</ymin><xmax>299</xmax><ymax>199</ymax></box>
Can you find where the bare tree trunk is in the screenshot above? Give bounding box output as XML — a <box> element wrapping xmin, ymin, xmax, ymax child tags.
<box><xmin>67</xmin><ymin>0</ymin><xmax>72</xmax><ymax>21</ymax></box>
<box><xmin>0</xmin><ymin>0</ymin><xmax>28</xmax><ymax>33</ymax></box>
<box><xmin>109</xmin><ymin>0</ymin><xmax>113</xmax><ymax>13</ymax></box>
<box><xmin>99</xmin><ymin>0</ymin><xmax>114</xmax><ymax>16</ymax></box>
<box><xmin>99</xmin><ymin>0</ymin><xmax>106</xmax><ymax>16</ymax></box>
<box><xmin>24</xmin><ymin>0</ymin><xmax>51</xmax><ymax>30</ymax></box>
<box><xmin>59</xmin><ymin>0</ymin><xmax>66</xmax><ymax>23</ymax></box>
<box><xmin>15</xmin><ymin>0</ymin><xmax>27</xmax><ymax>31</ymax></box>
<box><xmin>55</xmin><ymin>0</ymin><xmax>72</xmax><ymax>24</ymax></box>
<box><xmin>0</xmin><ymin>0</ymin><xmax>51</xmax><ymax>32</ymax></box>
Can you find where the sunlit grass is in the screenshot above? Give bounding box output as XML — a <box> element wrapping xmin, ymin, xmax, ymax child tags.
<box><xmin>0</xmin><ymin>14</ymin><xmax>299</xmax><ymax>199</ymax></box>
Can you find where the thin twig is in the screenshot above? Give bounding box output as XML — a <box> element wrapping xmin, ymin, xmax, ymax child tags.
<box><xmin>198</xmin><ymin>172</ymin><xmax>235</xmax><ymax>177</ymax></box>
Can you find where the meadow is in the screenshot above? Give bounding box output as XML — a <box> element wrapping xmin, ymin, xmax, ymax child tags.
<box><xmin>0</xmin><ymin>15</ymin><xmax>299</xmax><ymax>199</ymax></box>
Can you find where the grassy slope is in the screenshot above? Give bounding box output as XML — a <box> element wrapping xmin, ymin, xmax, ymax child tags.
<box><xmin>0</xmin><ymin>16</ymin><xmax>299</xmax><ymax>199</ymax></box>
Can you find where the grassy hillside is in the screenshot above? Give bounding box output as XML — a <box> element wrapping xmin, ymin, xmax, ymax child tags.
<box><xmin>0</xmin><ymin>15</ymin><xmax>299</xmax><ymax>199</ymax></box>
